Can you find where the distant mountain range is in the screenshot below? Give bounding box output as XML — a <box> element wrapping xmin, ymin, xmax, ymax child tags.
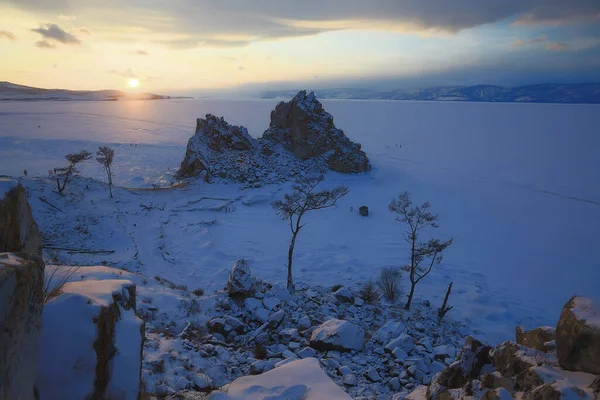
<box><xmin>261</xmin><ymin>83</ymin><xmax>600</xmax><ymax>104</ymax></box>
<box><xmin>0</xmin><ymin>81</ymin><xmax>171</xmax><ymax>101</ymax></box>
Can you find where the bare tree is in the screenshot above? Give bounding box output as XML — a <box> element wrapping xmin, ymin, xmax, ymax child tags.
<box><xmin>96</xmin><ymin>146</ymin><xmax>115</xmax><ymax>197</ymax></box>
<box><xmin>389</xmin><ymin>191</ymin><xmax>452</xmax><ymax>310</ymax></box>
<box><xmin>272</xmin><ymin>175</ymin><xmax>348</xmax><ymax>293</ymax></box>
<box><xmin>438</xmin><ymin>282</ymin><xmax>454</xmax><ymax>320</ymax></box>
<box><xmin>53</xmin><ymin>150</ymin><xmax>92</xmax><ymax>195</ymax></box>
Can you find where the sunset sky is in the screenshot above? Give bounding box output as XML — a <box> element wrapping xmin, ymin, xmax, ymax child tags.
<box><xmin>1</xmin><ymin>1</ymin><xmax>599</xmax><ymax>93</ymax></box>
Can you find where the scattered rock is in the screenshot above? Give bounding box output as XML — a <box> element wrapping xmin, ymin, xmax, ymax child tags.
<box><xmin>297</xmin><ymin>315</ymin><xmax>311</xmax><ymax>330</ymax></box>
<box><xmin>227</xmin><ymin>259</ymin><xmax>253</xmax><ymax>296</ymax></box>
<box><xmin>359</xmin><ymin>206</ymin><xmax>369</xmax><ymax>216</ymax></box>
<box><xmin>334</xmin><ymin>286</ymin><xmax>353</xmax><ymax>303</ymax></box>
<box><xmin>297</xmin><ymin>347</ymin><xmax>317</xmax><ymax>359</ymax></box>
<box><xmin>365</xmin><ymin>367</ymin><xmax>382</xmax><ymax>382</ymax></box>
<box><xmin>310</xmin><ymin>319</ymin><xmax>365</xmax><ymax>352</ymax></box>
<box><xmin>344</xmin><ymin>374</ymin><xmax>357</xmax><ymax>387</ymax></box>
<box><xmin>556</xmin><ymin>296</ymin><xmax>600</xmax><ymax>374</ymax></box>
<box><xmin>262</xmin><ymin>297</ymin><xmax>280</xmax><ymax>311</ymax></box>
<box><xmin>385</xmin><ymin>333</ymin><xmax>415</xmax><ymax>354</ymax></box>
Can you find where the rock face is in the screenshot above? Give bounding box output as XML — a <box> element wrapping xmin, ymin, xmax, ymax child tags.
<box><xmin>556</xmin><ymin>296</ymin><xmax>600</xmax><ymax>374</ymax></box>
<box><xmin>263</xmin><ymin>91</ymin><xmax>370</xmax><ymax>173</ymax></box>
<box><xmin>0</xmin><ymin>179</ymin><xmax>41</xmax><ymax>256</ymax></box>
<box><xmin>227</xmin><ymin>259</ymin><xmax>253</xmax><ymax>296</ymax></box>
<box><xmin>36</xmin><ymin>279</ymin><xmax>144</xmax><ymax>400</ymax></box>
<box><xmin>206</xmin><ymin>358</ymin><xmax>351</xmax><ymax>400</ymax></box>
<box><xmin>310</xmin><ymin>318</ymin><xmax>364</xmax><ymax>352</ymax></box>
<box><xmin>0</xmin><ymin>252</ymin><xmax>44</xmax><ymax>400</ymax></box>
<box><xmin>176</xmin><ymin>91</ymin><xmax>371</xmax><ymax>185</ymax></box>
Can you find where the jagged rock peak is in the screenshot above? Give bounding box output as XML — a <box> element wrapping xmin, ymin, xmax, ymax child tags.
<box><xmin>195</xmin><ymin>114</ymin><xmax>254</xmax><ymax>152</ymax></box>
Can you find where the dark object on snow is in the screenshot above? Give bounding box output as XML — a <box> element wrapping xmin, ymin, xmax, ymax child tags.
<box><xmin>359</xmin><ymin>206</ymin><xmax>369</xmax><ymax>216</ymax></box>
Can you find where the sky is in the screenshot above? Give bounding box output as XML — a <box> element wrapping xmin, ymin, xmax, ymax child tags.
<box><xmin>0</xmin><ymin>0</ymin><xmax>599</xmax><ymax>94</ymax></box>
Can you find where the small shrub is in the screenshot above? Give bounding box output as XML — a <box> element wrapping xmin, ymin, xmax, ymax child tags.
<box><xmin>377</xmin><ymin>267</ymin><xmax>402</xmax><ymax>302</ymax></box>
<box><xmin>331</xmin><ymin>284</ymin><xmax>343</xmax><ymax>292</ymax></box>
<box><xmin>359</xmin><ymin>279</ymin><xmax>379</xmax><ymax>304</ymax></box>
<box><xmin>254</xmin><ymin>343</ymin><xmax>267</xmax><ymax>360</ymax></box>
<box><xmin>43</xmin><ymin>266</ymin><xmax>81</xmax><ymax>303</ymax></box>
<box><xmin>193</xmin><ymin>288</ymin><xmax>204</xmax><ymax>297</ymax></box>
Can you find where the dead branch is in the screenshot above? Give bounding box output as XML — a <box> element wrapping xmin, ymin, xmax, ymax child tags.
<box><xmin>38</xmin><ymin>196</ymin><xmax>63</xmax><ymax>212</ymax></box>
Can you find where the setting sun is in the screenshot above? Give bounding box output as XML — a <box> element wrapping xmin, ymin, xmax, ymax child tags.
<box><xmin>128</xmin><ymin>79</ymin><xmax>139</xmax><ymax>88</ymax></box>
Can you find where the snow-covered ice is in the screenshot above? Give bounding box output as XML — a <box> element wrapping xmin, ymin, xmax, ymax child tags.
<box><xmin>1</xmin><ymin>98</ymin><xmax>599</xmax><ymax>347</ymax></box>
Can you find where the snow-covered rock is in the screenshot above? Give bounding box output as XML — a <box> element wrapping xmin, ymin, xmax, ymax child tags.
<box><xmin>343</xmin><ymin>374</ymin><xmax>357</xmax><ymax>386</ymax></box>
<box><xmin>334</xmin><ymin>286</ymin><xmax>353</xmax><ymax>303</ymax></box>
<box><xmin>370</xmin><ymin>320</ymin><xmax>407</xmax><ymax>345</ymax></box>
<box><xmin>176</xmin><ymin>91</ymin><xmax>370</xmax><ymax>185</ymax></box>
<box><xmin>515</xmin><ymin>325</ymin><xmax>555</xmax><ymax>353</ymax></box>
<box><xmin>297</xmin><ymin>347</ymin><xmax>317</xmax><ymax>359</ymax></box>
<box><xmin>385</xmin><ymin>333</ymin><xmax>415</xmax><ymax>354</ymax></box>
<box><xmin>227</xmin><ymin>259</ymin><xmax>253</xmax><ymax>296</ymax></box>
<box><xmin>310</xmin><ymin>319</ymin><xmax>364</xmax><ymax>352</ymax></box>
<box><xmin>207</xmin><ymin>358</ymin><xmax>351</xmax><ymax>399</ymax></box>
<box><xmin>264</xmin><ymin>91</ymin><xmax>371</xmax><ymax>173</ymax></box>
<box><xmin>556</xmin><ymin>296</ymin><xmax>600</xmax><ymax>374</ymax></box>
<box><xmin>262</xmin><ymin>296</ymin><xmax>280</xmax><ymax>311</ymax></box>
<box><xmin>0</xmin><ymin>252</ymin><xmax>44</xmax><ymax>400</ymax></box>
<box><xmin>298</xmin><ymin>315</ymin><xmax>311</xmax><ymax>329</ymax></box>
<box><xmin>0</xmin><ymin>179</ymin><xmax>41</xmax><ymax>255</ymax></box>
<box><xmin>36</xmin><ymin>279</ymin><xmax>143</xmax><ymax>400</ymax></box>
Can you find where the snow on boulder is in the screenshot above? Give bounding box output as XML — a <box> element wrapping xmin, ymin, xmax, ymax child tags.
<box><xmin>227</xmin><ymin>259</ymin><xmax>253</xmax><ymax>296</ymax></box>
<box><xmin>556</xmin><ymin>296</ymin><xmax>600</xmax><ymax>374</ymax></box>
<box><xmin>0</xmin><ymin>252</ymin><xmax>44</xmax><ymax>400</ymax></box>
<box><xmin>0</xmin><ymin>179</ymin><xmax>41</xmax><ymax>256</ymax></box>
<box><xmin>369</xmin><ymin>320</ymin><xmax>407</xmax><ymax>345</ymax></box>
<box><xmin>206</xmin><ymin>358</ymin><xmax>351</xmax><ymax>400</ymax></box>
<box><xmin>515</xmin><ymin>325</ymin><xmax>555</xmax><ymax>353</ymax></box>
<box><xmin>310</xmin><ymin>319</ymin><xmax>364</xmax><ymax>352</ymax></box>
<box><xmin>36</xmin><ymin>279</ymin><xmax>143</xmax><ymax>400</ymax></box>
<box><xmin>385</xmin><ymin>333</ymin><xmax>415</xmax><ymax>355</ymax></box>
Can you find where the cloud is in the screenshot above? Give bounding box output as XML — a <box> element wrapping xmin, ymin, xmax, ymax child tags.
<box><xmin>513</xmin><ymin>35</ymin><xmax>548</xmax><ymax>47</ymax></box>
<box><xmin>78</xmin><ymin>27</ymin><xmax>92</xmax><ymax>35</ymax></box>
<box><xmin>130</xmin><ymin>50</ymin><xmax>148</xmax><ymax>55</ymax></box>
<box><xmin>237</xmin><ymin>66</ymin><xmax>245</xmax><ymax>71</ymax></box>
<box><xmin>0</xmin><ymin>30</ymin><xmax>16</xmax><ymax>40</ymax></box>
<box><xmin>7</xmin><ymin>0</ymin><xmax>599</xmax><ymax>48</ymax></box>
<box><xmin>58</xmin><ymin>14</ymin><xmax>75</xmax><ymax>20</ymax></box>
<box><xmin>108</xmin><ymin>68</ymin><xmax>138</xmax><ymax>79</ymax></box>
<box><xmin>546</xmin><ymin>42</ymin><xmax>567</xmax><ymax>52</ymax></box>
<box><xmin>35</xmin><ymin>40</ymin><xmax>56</xmax><ymax>49</ymax></box>
<box><xmin>31</xmin><ymin>23</ymin><xmax>81</xmax><ymax>45</ymax></box>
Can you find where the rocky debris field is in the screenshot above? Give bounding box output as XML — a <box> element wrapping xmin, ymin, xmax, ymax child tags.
<box><xmin>176</xmin><ymin>91</ymin><xmax>371</xmax><ymax>186</ymax></box>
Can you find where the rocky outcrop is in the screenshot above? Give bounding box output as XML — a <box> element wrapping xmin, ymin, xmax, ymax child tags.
<box><xmin>0</xmin><ymin>252</ymin><xmax>44</xmax><ymax>400</ymax></box>
<box><xmin>0</xmin><ymin>179</ymin><xmax>41</xmax><ymax>256</ymax></box>
<box><xmin>36</xmin><ymin>279</ymin><xmax>144</xmax><ymax>400</ymax></box>
<box><xmin>407</xmin><ymin>298</ymin><xmax>600</xmax><ymax>400</ymax></box>
<box><xmin>176</xmin><ymin>91</ymin><xmax>371</xmax><ymax>185</ymax></box>
<box><xmin>556</xmin><ymin>296</ymin><xmax>600</xmax><ymax>374</ymax></box>
<box><xmin>310</xmin><ymin>318</ymin><xmax>365</xmax><ymax>352</ymax></box>
<box><xmin>263</xmin><ymin>91</ymin><xmax>370</xmax><ymax>173</ymax></box>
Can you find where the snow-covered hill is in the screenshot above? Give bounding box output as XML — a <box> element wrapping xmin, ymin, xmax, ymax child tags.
<box><xmin>262</xmin><ymin>83</ymin><xmax>600</xmax><ymax>104</ymax></box>
<box><xmin>0</xmin><ymin>81</ymin><xmax>171</xmax><ymax>101</ymax></box>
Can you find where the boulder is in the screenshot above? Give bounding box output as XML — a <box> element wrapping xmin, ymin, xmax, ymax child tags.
<box><xmin>556</xmin><ymin>296</ymin><xmax>600</xmax><ymax>374</ymax></box>
<box><xmin>206</xmin><ymin>358</ymin><xmax>351</xmax><ymax>399</ymax></box>
<box><xmin>0</xmin><ymin>179</ymin><xmax>41</xmax><ymax>256</ymax></box>
<box><xmin>516</xmin><ymin>325</ymin><xmax>556</xmax><ymax>353</ymax></box>
<box><xmin>334</xmin><ymin>286</ymin><xmax>353</xmax><ymax>303</ymax></box>
<box><xmin>359</xmin><ymin>206</ymin><xmax>369</xmax><ymax>216</ymax></box>
<box><xmin>489</xmin><ymin>342</ymin><xmax>535</xmax><ymax>377</ymax></box>
<box><xmin>433</xmin><ymin>337</ymin><xmax>492</xmax><ymax>390</ymax></box>
<box><xmin>227</xmin><ymin>259</ymin><xmax>253</xmax><ymax>296</ymax></box>
<box><xmin>310</xmin><ymin>319</ymin><xmax>364</xmax><ymax>352</ymax></box>
<box><xmin>36</xmin><ymin>279</ymin><xmax>144</xmax><ymax>400</ymax></box>
<box><xmin>0</xmin><ymin>252</ymin><xmax>44</xmax><ymax>400</ymax></box>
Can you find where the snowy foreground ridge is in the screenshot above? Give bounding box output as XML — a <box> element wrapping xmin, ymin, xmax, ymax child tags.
<box><xmin>1</xmin><ymin>92</ymin><xmax>599</xmax><ymax>399</ymax></box>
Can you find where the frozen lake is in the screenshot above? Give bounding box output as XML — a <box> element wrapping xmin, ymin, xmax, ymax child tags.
<box><xmin>1</xmin><ymin>98</ymin><xmax>599</xmax><ymax>340</ymax></box>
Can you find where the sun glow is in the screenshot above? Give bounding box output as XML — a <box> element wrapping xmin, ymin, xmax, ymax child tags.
<box><xmin>128</xmin><ymin>79</ymin><xmax>139</xmax><ymax>88</ymax></box>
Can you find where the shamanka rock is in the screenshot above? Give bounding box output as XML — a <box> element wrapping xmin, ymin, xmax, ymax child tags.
<box><xmin>176</xmin><ymin>91</ymin><xmax>371</xmax><ymax>185</ymax></box>
<box><xmin>0</xmin><ymin>252</ymin><xmax>44</xmax><ymax>400</ymax></box>
<box><xmin>556</xmin><ymin>296</ymin><xmax>600</xmax><ymax>374</ymax></box>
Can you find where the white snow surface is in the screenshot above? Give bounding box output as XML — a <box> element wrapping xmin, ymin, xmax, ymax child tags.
<box><xmin>207</xmin><ymin>358</ymin><xmax>351</xmax><ymax>400</ymax></box>
<box><xmin>310</xmin><ymin>319</ymin><xmax>365</xmax><ymax>351</ymax></box>
<box><xmin>1</xmin><ymin>98</ymin><xmax>599</xmax><ymax>347</ymax></box>
<box><xmin>0</xmin><ymin>177</ymin><xmax>18</xmax><ymax>196</ymax></box>
<box><xmin>570</xmin><ymin>297</ymin><xmax>600</xmax><ymax>329</ymax></box>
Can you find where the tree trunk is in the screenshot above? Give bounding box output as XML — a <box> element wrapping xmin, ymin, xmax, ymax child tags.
<box><xmin>405</xmin><ymin>282</ymin><xmax>416</xmax><ymax>310</ymax></box>
<box><xmin>107</xmin><ymin>167</ymin><xmax>113</xmax><ymax>198</ymax></box>
<box><xmin>287</xmin><ymin>230</ymin><xmax>298</xmax><ymax>294</ymax></box>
